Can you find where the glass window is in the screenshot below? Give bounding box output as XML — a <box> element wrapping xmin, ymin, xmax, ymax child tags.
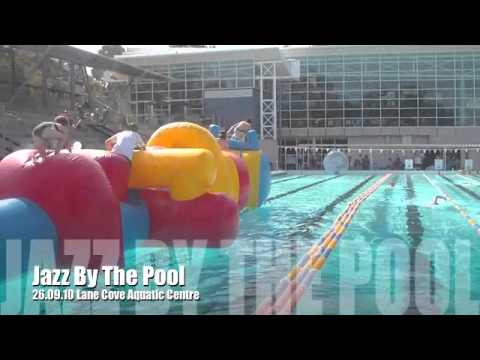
<box><xmin>187</xmin><ymin>80</ymin><xmax>203</xmax><ymax>89</ymax></box>
<box><xmin>381</xmin><ymin>80</ymin><xmax>398</xmax><ymax>90</ymax></box>
<box><xmin>310</xmin><ymin>100</ymin><xmax>325</xmax><ymax>109</ymax></box>
<box><xmin>327</xmin><ymin>100</ymin><xmax>342</xmax><ymax>109</ymax></box>
<box><xmin>291</xmin><ymin>93</ymin><xmax>307</xmax><ymax>101</ymax></box>
<box><xmin>365</xmin><ymin>62</ymin><xmax>379</xmax><ymax>72</ymax></box>
<box><xmin>365</xmin><ymin>109</ymin><xmax>380</xmax><ymax>117</ymax></box>
<box><xmin>363</xmin><ymin>81</ymin><xmax>380</xmax><ymax>90</ymax></box>
<box><xmin>221</xmin><ymin>79</ymin><xmax>236</xmax><ymax>88</ymax></box>
<box><xmin>204</xmin><ymin>62</ymin><xmax>219</xmax><ymax>79</ymax></box>
<box><xmin>345</xmin><ymin>99</ymin><xmax>362</xmax><ymax>108</ymax></box>
<box><xmin>153</xmin><ymin>82</ymin><xmax>168</xmax><ymax>91</ymax></box>
<box><xmin>291</xmin><ymin>111</ymin><xmax>307</xmax><ymax>119</ymax></box>
<box><xmin>309</xmin><ymin>110</ymin><xmax>326</xmax><ymax>119</ymax></box>
<box><xmin>237</xmin><ymin>79</ymin><xmax>253</xmax><ymax>88</ymax></box>
<box><xmin>381</xmin><ymin>61</ymin><xmax>398</xmax><ymax>72</ymax></box>
<box><xmin>400</xmin><ymin>118</ymin><xmax>417</xmax><ymax>126</ymax></box>
<box><xmin>345</xmin><ymin>118</ymin><xmax>362</xmax><ymax>127</ymax></box>
<box><xmin>309</xmin><ymin>92</ymin><xmax>325</xmax><ymax>100</ymax></box>
<box><xmin>326</xmin><ymin>118</ymin><xmax>343</xmax><ymax>127</ymax></box>
<box><xmin>137</xmin><ymin>83</ymin><xmax>151</xmax><ymax>92</ymax></box>
<box><xmin>326</xmin><ymin>109</ymin><xmax>343</xmax><ymax>118</ymax></box>
<box><xmin>345</xmin><ymin>81</ymin><xmax>361</xmax><ymax>90</ymax></box>
<box><xmin>382</xmin><ymin>109</ymin><xmax>398</xmax><ymax>117</ymax></box>
<box><xmin>364</xmin><ymin>100</ymin><xmax>380</xmax><ymax>109</ymax></box>
<box><xmin>364</xmin><ymin>118</ymin><xmax>380</xmax><ymax>127</ymax></box>
<box><xmin>438</xmin><ymin>117</ymin><xmax>455</xmax><ymax>126</ymax></box>
<box><xmin>419</xmin><ymin>108</ymin><xmax>436</xmax><ymax>117</ymax></box>
<box><xmin>400</xmin><ymin>99</ymin><xmax>417</xmax><ymax>108</ymax></box>
<box><xmin>170</xmin><ymin>91</ymin><xmax>185</xmax><ymax>100</ymax></box>
<box><xmin>291</xmin><ymin>120</ymin><xmax>308</xmax><ymax>128</ymax></box>
<box><xmin>438</xmin><ymin>80</ymin><xmax>454</xmax><ymax>88</ymax></box>
<box><xmin>400</xmin><ymin>109</ymin><xmax>417</xmax><ymax>117</ymax></box>
<box><xmin>418</xmin><ymin>80</ymin><xmax>437</xmax><ymax>89</ymax></box>
<box><xmin>419</xmin><ymin>118</ymin><xmax>436</xmax><ymax>126</ymax></box>
<box><xmin>310</xmin><ymin>119</ymin><xmax>325</xmax><ymax>128</ymax></box>
<box><xmin>170</xmin><ymin>81</ymin><xmax>185</xmax><ymax>91</ymax></box>
<box><xmin>327</xmin><ymin>63</ymin><xmax>343</xmax><ymax>73</ymax></box>
<box><xmin>205</xmin><ymin>80</ymin><xmax>220</xmax><ymax>89</ymax></box>
<box><xmin>291</xmin><ymin>102</ymin><xmax>307</xmax><ymax>110</ymax></box>
<box><xmin>220</xmin><ymin>61</ymin><xmax>236</xmax><ymax>79</ymax></box>
<box><xmin>345</xmin><ymin>63</ymin><xmax>361</xmax><ymax>72</ymax></box>
<box><xmin>344</xmin><ymin>90</ymin><xmax>362</xmax><ymax>99</ymax></box>
<box><xmin>345</xmin><ymin>109</ymin><xmax>361</xmax><ymax>118</ymax></box>
<box><xmin>137</xmin><ymin>92</ymin><xmax>152</xmax><ymax>101</ymax></box>
<box><xmin>186</xmin><ymin>90</ymin><xmax>202</xmax><ymax>99</ymax></box>
<box><xmin>383</xmin><ymin>118</ymin><xmax>399</xmax><ymax>127</ymax></box>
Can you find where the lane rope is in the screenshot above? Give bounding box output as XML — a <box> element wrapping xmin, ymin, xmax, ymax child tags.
<box><xmin>265</xmin><ymin>175</ymin><xmax>342</xmax><ymax>203</ymax></box>
<box><xmin>256</xmin><ymin>173</ymin><xmax>392</xmax><ymax>315</ymax></box>
<box><xmin>272</xmin><ymin>175</ymin><xmax>310</xmax><ymax>185</ymax></box>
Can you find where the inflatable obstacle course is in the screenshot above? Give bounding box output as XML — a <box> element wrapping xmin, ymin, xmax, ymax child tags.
<box><xmin>0</xmin><ymin>122</ymin><xmax>271</xmax><ymax>270</ymax></box>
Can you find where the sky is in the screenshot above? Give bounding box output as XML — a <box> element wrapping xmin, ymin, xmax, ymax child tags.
<box><xmin>72</xmin><ymin>45</ymin><xmax>307</xmax><ymax>55</ymax></box>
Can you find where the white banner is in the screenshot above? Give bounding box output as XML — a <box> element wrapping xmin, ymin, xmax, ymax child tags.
<box><xmin>435</xmin><ymin>159</ymin><xmax>444</xmax><ymax>171</ymax></box>
<box><xmin>405</xmin><ymin>159</ymin><xmax>414</xmax><ymax>170</ymax></box>
<box><xmin>465</xmin><ymin>159</ymin><xmax>473</xmax><ymax>170</ymax></box>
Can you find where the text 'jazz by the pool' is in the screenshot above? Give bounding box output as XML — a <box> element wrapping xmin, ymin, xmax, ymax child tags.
<box><xmin>32</xmin><ymin>266</ymin><xmax>186</xmax><ymax>288</ymax></box>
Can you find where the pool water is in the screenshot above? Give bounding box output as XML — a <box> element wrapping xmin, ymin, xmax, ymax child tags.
<box><xmin>3</xmin><ymin>173</ymin><xmax>480</xmax><ymax>315</ymax></box>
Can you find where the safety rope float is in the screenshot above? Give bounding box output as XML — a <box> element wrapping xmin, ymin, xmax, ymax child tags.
<box><xmin>256</xmin><ymin>173</ymin><xmax>392</xmax><ymax>315</ymax></box>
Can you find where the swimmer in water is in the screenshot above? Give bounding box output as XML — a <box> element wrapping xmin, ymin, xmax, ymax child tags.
<box><xmin>431</xmin><ymin>195</ymin><xmax>447</xmax><ymax>206</ymax></box>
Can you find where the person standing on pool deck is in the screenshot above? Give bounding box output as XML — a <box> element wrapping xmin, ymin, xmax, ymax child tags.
<box><xmin>105</xmin><ymin>123</ymin><xmax>146</xmax><ymax>162</ymax></box>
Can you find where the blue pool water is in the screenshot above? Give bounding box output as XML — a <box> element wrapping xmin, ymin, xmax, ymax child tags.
<box><xmin>2</xmin><ymin>173</ymin><xmax>480</xmax><ymax>315</ymax></box>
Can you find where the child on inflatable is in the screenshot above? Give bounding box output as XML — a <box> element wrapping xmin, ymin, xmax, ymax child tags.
<box><xmin>227</xmin><ymin>119</ymin><xmax>252</xmax><ymax>142</ymax></box>
<box><xmin>31</xmin><ymin>114</ymin><xmax>76</xmax><ymax>163</ymax></box>
<box><xmin>105</xmin><ymin>123</ymin><xmax>146</xmax><ymax>162</ymax></box>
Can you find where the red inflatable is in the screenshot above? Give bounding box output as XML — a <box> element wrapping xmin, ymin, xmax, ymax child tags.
<box><xmin>140</xmin><ymin>189</ymin><xmax>239</xmax><ymax>248</ymax></box>
<box><xmin>226</xmin><ymin>152</ymin><xmax>250</xmax><ymax>210</ymax></box>
<box><xmin>79</xmin><ymin>150</ymin><xmax>131</xmax><ymax>202</ymax></box>
<box><xmin>0</xmin><ymin>150</ymin><xmax>123</xmax><ymax>268</ymax></box>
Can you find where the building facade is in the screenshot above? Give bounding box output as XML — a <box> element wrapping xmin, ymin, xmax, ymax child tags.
<box><xmin>117</xmin><ymin>45</ymin><xmax>480</xmax><ymax>168</ymax></box>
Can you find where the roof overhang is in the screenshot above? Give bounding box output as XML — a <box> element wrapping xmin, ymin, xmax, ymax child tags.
<box><xmin>6</xmin><ymin>45</ymin><xmax>173</xmax><ymax>81</ymax></box>
<box><xmin>117</xmin><ymin>47</ymin><xmax>286</xmax><ymax>66</ymax></box>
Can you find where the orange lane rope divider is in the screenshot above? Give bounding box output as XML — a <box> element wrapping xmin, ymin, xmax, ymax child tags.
<box><xmin>256</xmin><ymin>173</ymin><xmax>392</xmax><ymax>315</ymax></box>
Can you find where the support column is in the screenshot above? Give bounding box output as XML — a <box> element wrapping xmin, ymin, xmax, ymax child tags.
<box><xmin>82</xmin><ymin>65</ymin><xmax>93</xmax><ymax>109</ymax></box>
<box><xmin>41</xmin><ymin>59</ymin><xmax>49</xmax><ymax>108</ymax></box>
<box><xmin>259</xmin><ymin>62</ymin><xmax>277</xmax><ymax>141</ymax></box>
<box><xmin>10</xmin><ymin>48</ymin><xmax>15</xmax><ymax>97</ymax></box>
<box><xmin>69</xmin><ymin>63</ymin><xmax>75</xmax><ymax>110</ymax></box>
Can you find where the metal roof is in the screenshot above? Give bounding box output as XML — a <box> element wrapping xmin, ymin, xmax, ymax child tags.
<box><xmin>281</xmin><ymin>45</ymin><xmax>480</xmax><ymax>57</ymax></box>
<box><xmin>7</xmin><ymin>45</ymin><xmax>173</xmax><ymax>81</ymax></box>
<box><xmin>116</xmin><ymin>47</ymin><xmax>286</xmax><ymax>65</ymax></box>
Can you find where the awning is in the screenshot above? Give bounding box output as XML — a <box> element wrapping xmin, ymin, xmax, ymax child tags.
<box><xmin>7</xmin><ymin>45</ymin><xmax>173</xmax><ymax>81</ymax></box>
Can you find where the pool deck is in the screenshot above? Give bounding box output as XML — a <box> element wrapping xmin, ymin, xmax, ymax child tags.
<box><xmin>280</xmin><ymin>170</ymin><xmax>479</xmax><ymax>175</ymax></box>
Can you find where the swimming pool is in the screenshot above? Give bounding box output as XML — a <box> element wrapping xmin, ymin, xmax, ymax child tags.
<box><xmin>3</xmin><ymin>172</ymin><xmax>480</xmax><ymax>314</ymax></box>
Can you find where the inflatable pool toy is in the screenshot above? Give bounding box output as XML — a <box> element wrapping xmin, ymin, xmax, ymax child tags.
<box><xmin>323</xmin><ymin>150</ymin><xmax>348</xmax><ymax>174</ymax></box>
<box><xmin>0</xmin><ymin>122</ymin><xmax>271</xmax><ymax>270</ymax></box>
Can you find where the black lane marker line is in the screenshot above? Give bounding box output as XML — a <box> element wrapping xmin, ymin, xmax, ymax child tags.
<box><xmin>265</xmin><ymin>175</ymin><xmax>342</xmax><ymax>203</ymax></box>
<box><xmin>440</xmin><ymin>175</ymin><xmax>480</xmax><ymax>200</ymax></box>
<box><xmin>272</xmin><ymin>175</ymin><xmax>310</xmax><ymax>185</ymax></box>
<box><xmin>286</xmin><ymin>175</ymin><xmax>376</xmax><ymax>238</ymax></box>
<box><xmin>405</xmin><ymin>174</ymin><xmax>424</xmax><ymax>315</ymax></box>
